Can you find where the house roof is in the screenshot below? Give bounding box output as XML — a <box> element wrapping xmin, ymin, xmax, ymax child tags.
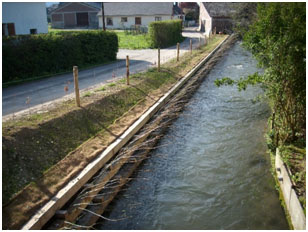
<box><xmin>58</xmin><ymin>2</ymin><xmax>101</xmax><ymax>9</ymax></box>
<box><xmin>97</xmin><ymin>2</ymin><xmax>173</xmax><ymax>16</ymax></box>
<box><xmin>202</xmin><ymin>2</ymin><xmax>237</xmax><ymax>18</ymax></box>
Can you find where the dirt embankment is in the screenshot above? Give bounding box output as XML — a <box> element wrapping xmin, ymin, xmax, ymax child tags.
<box><xmin>2</xmin><ymin>35</ymin><xmax>232</xmax><ymax>229</ymax></box>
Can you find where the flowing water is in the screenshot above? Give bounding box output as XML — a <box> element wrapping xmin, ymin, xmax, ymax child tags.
<box><xmin>96</xmin><ymin>42</ymin><xmax>289</xmax><ymax>230</ymax></box>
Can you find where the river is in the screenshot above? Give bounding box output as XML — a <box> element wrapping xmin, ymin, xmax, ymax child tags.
<box><xmin>96</xmin><ymin>41</ymin><xmax>289</xmax><ymax>230</ymax></box>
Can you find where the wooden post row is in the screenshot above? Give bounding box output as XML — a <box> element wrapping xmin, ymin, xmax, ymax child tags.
<box><xmin>73</xmin><ymin>66</ymin><xmax>81</xmax><ymax>107</ymax></box>
<box><xmin>177</xmin><ymin>43</ymin><xmax>180</xmax><ymax>62</ymax></box>
<box><xmin>126</xmin><ymin>55</ymin><xmax>130</xmax><ymax>85</ymax></box>
<box><xmin>158</xmin><ymin>47</ymin><xmax>160</xmax><ymax>72</ymax></box>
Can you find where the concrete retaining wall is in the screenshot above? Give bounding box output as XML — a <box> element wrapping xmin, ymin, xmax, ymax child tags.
<box><xmin>275</xmin><ymin>149</ymin><xmax>306</xmax><ymax>230</ymax></box>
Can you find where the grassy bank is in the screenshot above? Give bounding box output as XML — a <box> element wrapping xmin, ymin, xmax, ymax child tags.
<box><xmin>2</xmin><ymin>34</ymin><xmax>228</xmax><ymax>229</ymax></box>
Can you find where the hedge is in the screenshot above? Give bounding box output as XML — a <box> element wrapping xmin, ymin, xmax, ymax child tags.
<box><xmin>3</xmin><ymin>31</ymin><xmax>118</xmax><ymax>84</ymax></box>
<box><xmin>148</xmin><ymin>19</ymin><xmax>184</xmax><ymax>48</ymax></box>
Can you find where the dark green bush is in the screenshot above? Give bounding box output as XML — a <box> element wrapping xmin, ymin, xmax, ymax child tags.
<box><xmin>148</xmin><ymin>19</ymin><xmax>184</xmax><ymax>48</ymax></box>
<box><xmin>3</xmin><ymin>31</ymin><xmax>118</xmax><ymax>83</ymax></box>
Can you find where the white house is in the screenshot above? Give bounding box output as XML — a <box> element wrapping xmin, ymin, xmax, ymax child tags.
<box><xmin>97</xmin><ymin>2</ymin><xmax>175</xmax><ymax>29</ymax></box>
<box><xmin>2</xmin><ymin>2</ymin><xmax>48</xmax><ymax>36</ymax></box>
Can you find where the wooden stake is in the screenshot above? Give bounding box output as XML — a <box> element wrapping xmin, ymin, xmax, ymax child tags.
<box><xmin>199</xmin><ymin>37</ymin><xmax>201</xmax><ymax>49</ymax></box>
<box><xmin>190</xmin><ymin>39</ymin><xmax>192</xmax><ymax>54</ymax></box>
<box><xmin>73</xmin><ymin>66</ymin><xmax>80</xmax><ymax>107</ymax></box>
<box><xmin>177</xmin><ymin>42</ymin><xmax>180</xmax><ymax>62</ymax></box>
<box><xmin>204</xmin><ymin>35</ymin><xmax>207</xmax><ymax>46</ymax></box>
<box><xmin>126</xmin><ymin>55</ymin><xmax>129</xmax><ymax>85</ymax></box>
<box><xmin>214</xmin><ymin>27</ymin><xmax>216</xmax><ymax>35</ymax></box>
<box><xmin>158</xmin><ymin>47</ymin><xmax>160</xmax><ymax>72</ymax></box>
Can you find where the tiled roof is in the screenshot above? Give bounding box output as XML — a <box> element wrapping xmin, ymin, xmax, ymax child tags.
<box><xmin>97</xmin><ymin>2</ymin><xmax>173</xmax><ymax>16</ymax></box>
<box><xmin>202</xmin><ymin>2</ymin><xmax>237</xmax><ymax>17</ymax></box>
<box><xmin>57</xmin><ymin>2</ymin><xmax>101</xmax><ymax>10</ymax></box>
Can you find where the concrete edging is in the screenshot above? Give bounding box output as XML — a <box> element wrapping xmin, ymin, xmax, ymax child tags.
<box><xmin>275</xmin><ymin>148</ymin><xmax>306</xmax><ymax>230</ymax></box>
<box><xmin>21</xmin><ymin>35</ymin><xmax>230</xmax><ymax>230</ymax></box>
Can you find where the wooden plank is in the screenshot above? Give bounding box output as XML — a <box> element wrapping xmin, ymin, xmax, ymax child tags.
<box><xmin>21</xmin><ymin>35</ymin><xmax>230</xmax><ymax>230</ymax></box>
<box><xmin>55</xmin><ymin>210</ymin><xmax>68</xmax><ymax>219</ymax></box>
<box><xmin>48</xmin><ymin>120</ymin><xmax>161</xmax><ymax>229</ymax></box>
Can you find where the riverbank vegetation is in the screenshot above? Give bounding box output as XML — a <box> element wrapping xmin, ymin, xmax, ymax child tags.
<box><xmin>216</xmin><ymin>2</ymin><xmax>306</xmax><ymax>211</ymax></box>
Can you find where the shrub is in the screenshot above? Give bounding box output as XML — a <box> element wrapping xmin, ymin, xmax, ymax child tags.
<box><xmin>148</xmin><ymin>19</ymin><xmax>184</xmax><ymax>48</ymax></box>
<box><xmin>3</xmin><ymin>31</ymin><xmax>118</xmax><ymax>84</ymax></box>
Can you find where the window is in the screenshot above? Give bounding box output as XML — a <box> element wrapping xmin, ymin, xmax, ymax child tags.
<box><xmin>155</xmin><ymin>17</ymin><xmax>162</xmax><ymax>21</ymax></box>
<box><xmin>107</xmin><ymin>17</ymin><xmax>113</xmax><ymax>26</ymax></box>
<box><xmin>135</xmin><ymin>17</ymin><xmax>141</xmax><ymax>25</ymax></box>
<box><xmin>121</xmin><ymin>17</ymin><xmax>127</xmax><ymax>22</ymax></box>
<box><xmin>2</xmin><ymin>23</ymin><xmax>15</xmax><ymax>36</ymax></box>
<box><xmin>30</xmin><ymin>29</ymin><xmax>37</xmax><ymax>34</ymax></box>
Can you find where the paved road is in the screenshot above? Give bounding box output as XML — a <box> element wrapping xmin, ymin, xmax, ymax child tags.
<box><xmin>3</xmin><ymin>27</ymin><xmax>205</xmax><ymax>116</ymax></box>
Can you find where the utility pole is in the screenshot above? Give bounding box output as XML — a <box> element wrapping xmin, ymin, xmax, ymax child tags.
<box><xmin>101</xmin><ymin>2</ymin><xmax>106</xmax><ymax>31</ymax></box>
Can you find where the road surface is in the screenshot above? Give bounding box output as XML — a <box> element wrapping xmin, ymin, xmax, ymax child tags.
<box><xmin>2</xmin><ymin>27</ymin><xmax>205</xmax><ymax>116</ymax></box>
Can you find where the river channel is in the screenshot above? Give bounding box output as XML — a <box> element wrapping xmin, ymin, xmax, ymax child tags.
<box><xmin>96</xmin><ymin>41</ymin><xmax>289</xmax><ymax>229</ymax></box>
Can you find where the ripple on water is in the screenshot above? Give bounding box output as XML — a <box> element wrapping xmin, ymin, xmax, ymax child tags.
<box><xmin>97</xmin><ymin>41</ymin><xmax>289</xmax><ymax>230</ymax></box>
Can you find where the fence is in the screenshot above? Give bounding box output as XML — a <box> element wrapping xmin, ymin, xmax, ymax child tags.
<box><xmin>3</xmin><ymin>33</ymin><xmax>219</xmax><ymax>122</ymax></box>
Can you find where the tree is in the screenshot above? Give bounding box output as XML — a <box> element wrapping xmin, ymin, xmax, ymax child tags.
<box><xmin>231</xmin><ymin>2</ymin><xmax>258</xmax><ymax>37</ymax></box>
<box><xmin>216</xmin><ymin>2</ymin><xmax>306</xmax><ymax>144</ymax></box>
<box><xmin>179</xmin><ymin>2</ymin><xmax>198</xmax><ymax>10</ymax></box>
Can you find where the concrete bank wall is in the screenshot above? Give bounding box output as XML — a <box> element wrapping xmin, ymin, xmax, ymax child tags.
<box><xmin>275</xmin><ymin>149</ymin><xmax>306</xmax><ymax>230</ymax></box>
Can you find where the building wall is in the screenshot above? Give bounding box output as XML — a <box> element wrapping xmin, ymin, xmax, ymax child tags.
<box><xmin>198</xmin><ymin>3</ymin><xmax>212</xmax><ymax>36</ymax></box>
<box><xmin>51</xmin><ymin>3</ymin><xmax>99</xmax><ymax>29</ymax></box>
<box><xmin>2</xmin><ymin>2</ymin><xmax>48</xmax><ymax>35</ymax></box>
<box><xmin>98</xmin><ymin>15</ymin><xmax>172</xmax><ymax>29</ymax></box>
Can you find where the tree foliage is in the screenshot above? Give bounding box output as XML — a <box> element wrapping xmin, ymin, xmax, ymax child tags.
<box><xmin>217</xmin><ymin>2</ymin><xmax>306</xmax><ymax>144</ymax></box>
<box><xmin>179</xmin><ymin>2</ymin><xmax>198</xmax><ymax>10</ymax></box>
<box><xmin>231</xmin><ymin>2</ymin><xmax>258</xmax><ymax>37</ymax></box>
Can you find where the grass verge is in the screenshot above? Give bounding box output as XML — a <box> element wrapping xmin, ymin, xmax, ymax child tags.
<box><xmin>2</xmin><ymin>35</ymin><xmax>228</xmax><ymax>229</ymax></box>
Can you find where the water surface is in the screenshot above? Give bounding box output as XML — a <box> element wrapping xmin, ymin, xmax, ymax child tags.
<box><xmin>96</xmin><ymin>42</ymin><xmax>289</xmax><ymax>230</ymax></box>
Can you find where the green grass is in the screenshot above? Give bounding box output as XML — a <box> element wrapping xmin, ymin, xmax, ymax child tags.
<box><xmin>48</xmin><ymin>28</ymin><xmax>151</xmax><ymax>49</ymax></box>
<box><xmin>116</xmin><ymin>31</ymin><xmax>151</xmax><ymax>49</ymax></box>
